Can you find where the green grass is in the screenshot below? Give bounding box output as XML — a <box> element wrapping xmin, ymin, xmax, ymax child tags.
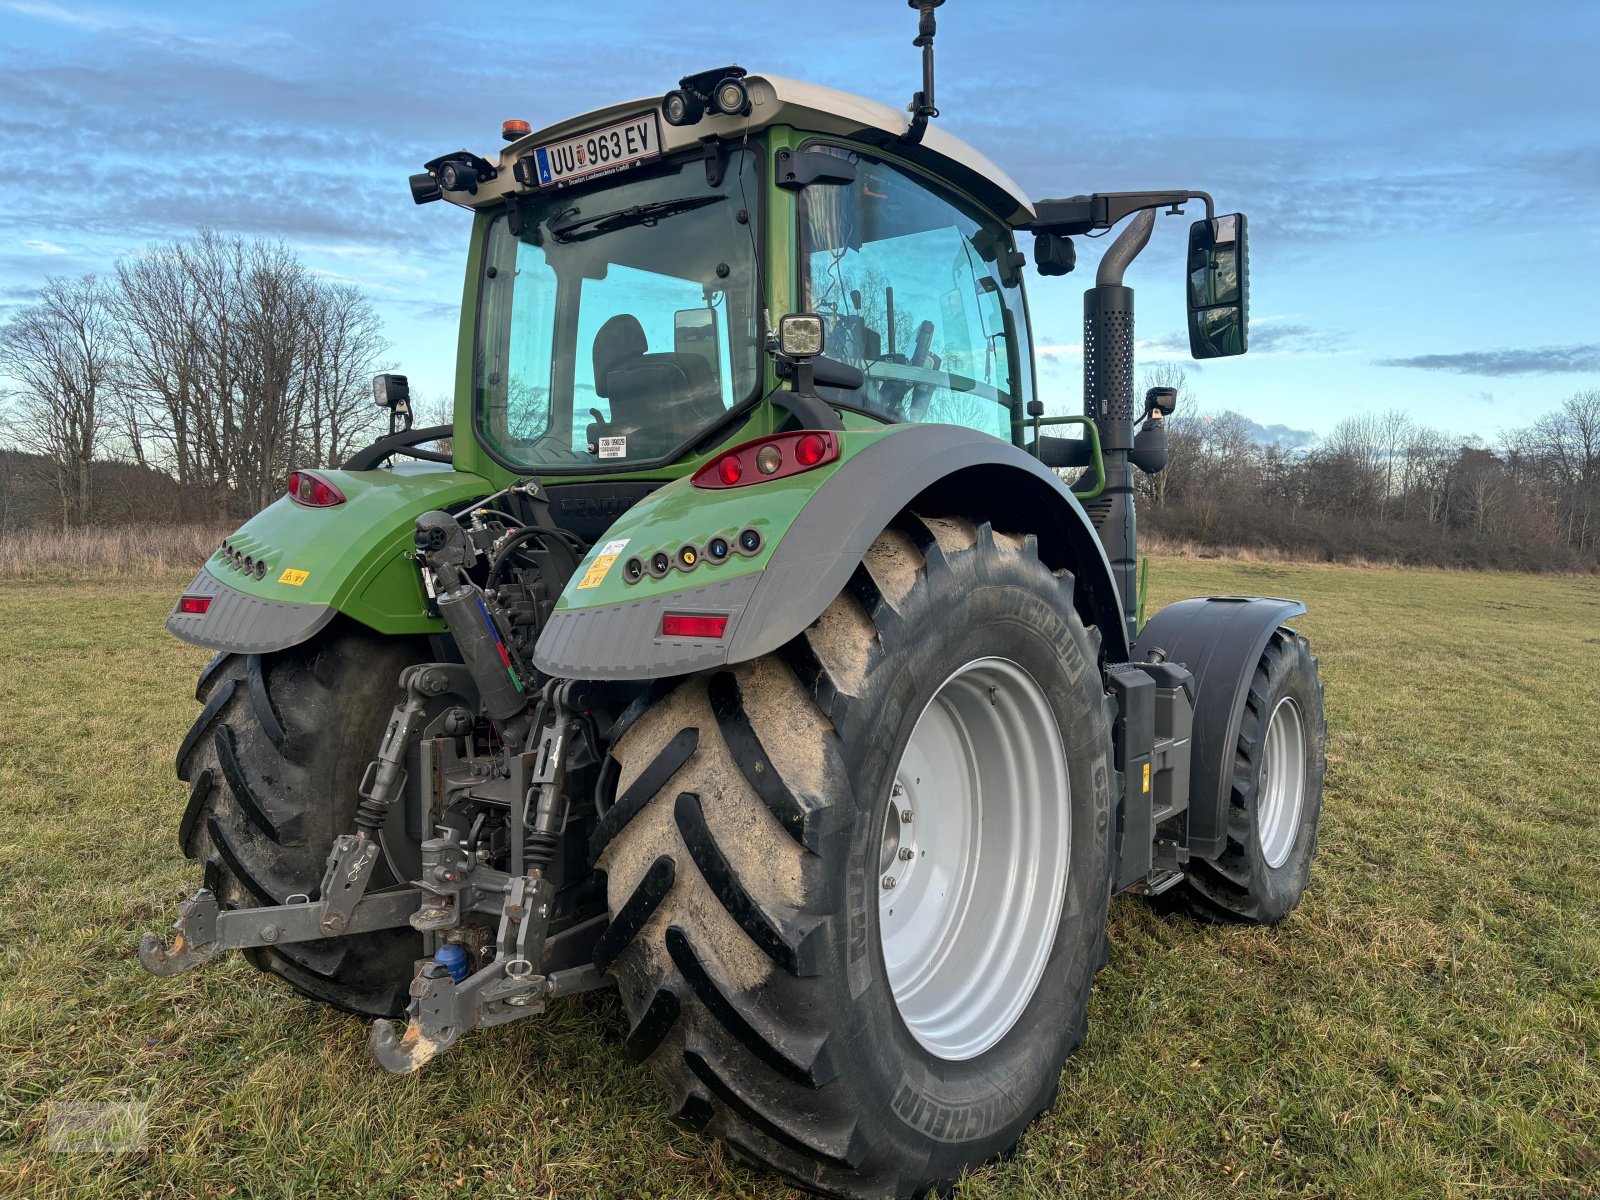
<box><xmin>1</xmin><ymin>560</ymin><xmax>1597</xmax><ymax>1199</ymax></box>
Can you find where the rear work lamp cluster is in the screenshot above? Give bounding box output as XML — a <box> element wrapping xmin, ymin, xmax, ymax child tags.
<box><xmin>623</xmin><ymin>527</ymin><xmax>762</xmax><ymax>585</ymax></box>
<box><xmin>691</xmin><ymin>430</ymin><xmax>839</xmax><ymax>490</ymax></box>
<box><xmin>287</xmin><ymin>469</ymin><xmax>345</xmax><ymax>508</ymax></box>
<box><xmin>218</xmin><ymin>539</ymin><xmax>269</xmax><ymax>581</ymax></box>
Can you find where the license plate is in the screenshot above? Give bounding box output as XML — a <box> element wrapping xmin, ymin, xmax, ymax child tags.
<box><xmin>530</xmin><ymin>113</ymin><xmax>662</xmax><ymax>189</ymax></box>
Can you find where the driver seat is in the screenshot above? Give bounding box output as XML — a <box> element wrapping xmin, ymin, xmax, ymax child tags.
<box><xmin>588</xmin><ymin>314</ymin><xmax>723</xmax><ymax>460</ymax></box>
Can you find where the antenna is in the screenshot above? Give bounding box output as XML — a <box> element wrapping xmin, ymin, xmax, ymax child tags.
<box><xmin>900</xmin><ymin>0</ymin><xmax>945</xmax><ymax>145</ymax></box>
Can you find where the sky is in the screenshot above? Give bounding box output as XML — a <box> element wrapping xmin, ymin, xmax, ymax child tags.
<box><xmin>1</xmin><ymin>0</ymin><xmax>1597</xmax><ymax>447</ymax></box>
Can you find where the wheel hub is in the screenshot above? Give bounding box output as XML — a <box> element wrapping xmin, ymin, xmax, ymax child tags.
<box><xmin>877</xmin><ymin>657</ymin><xmax>1070</xmax><ymax>1062</ymax></box>
<box><xmin>1256</xmin><ymin>695</ymin><xmax>1307</xmax><ymax>869</ymax></box>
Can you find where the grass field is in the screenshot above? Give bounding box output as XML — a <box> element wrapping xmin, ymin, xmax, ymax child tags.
<box><xmin>1</xmin><ymin>559</ymin><xmax>1597</xmax><ymax>1199</ymax></box>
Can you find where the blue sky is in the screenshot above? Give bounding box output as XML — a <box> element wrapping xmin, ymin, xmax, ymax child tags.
<box><xmin>2</xmin><ymin>0</ymin><xmax>1596</xmax><ymax>445</ymax></box>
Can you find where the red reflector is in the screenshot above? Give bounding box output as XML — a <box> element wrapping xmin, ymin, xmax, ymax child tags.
<box><xmin>178</xmin><ymin>596</ymin><xmax>212</xmax><ymax>615</ymax></box>
<box><xmin>661</xmin><ymin>613</ymin><xmax>728</xmax><ymax>639</ymax></box>
<box><xmin>716</xmin><ymin>454</ymin><xmax>743</xmax><ymax>485</ymax></box>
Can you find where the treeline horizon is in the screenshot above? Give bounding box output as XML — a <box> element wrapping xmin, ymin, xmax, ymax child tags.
<box><xmin>0</xmin><ymin>229</ymin><xmax>390</xmax><ymax>529</ymax></box>
<box><xmin>1136</xmin><ymin>367</ymin><xmax>1599</xmax><ymax>572</ymax></box>
<box><xmin>2</xmin><ymin>249</ymin><xmax>1595</xmax><ymax>572</ymax></box>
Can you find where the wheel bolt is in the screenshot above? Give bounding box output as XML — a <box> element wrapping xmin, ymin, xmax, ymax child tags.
<box><xmin>892</xmin><ymin>782</ymin><xmax>905</xmax><ymax>797</ymax></box>
<box><xmin>882</xmin><ymin>875</ymin><xmax>897</xmax><ymax>890</ymax></box>
<box><xmin>901</xmin><ymin>810</ymin><xmax>913</xmax><ymax>823</ymax></box>
<box><xmin>898</xmin><ymin>847</ymin><xmax>914</xmax><ymax>861</ymax></box>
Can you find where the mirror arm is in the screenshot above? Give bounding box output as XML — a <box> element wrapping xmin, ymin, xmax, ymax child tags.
<box><xmin>1026</xmin><ymin>190</ymin><xmax>1215</xmax><ymax>236</ymax></box>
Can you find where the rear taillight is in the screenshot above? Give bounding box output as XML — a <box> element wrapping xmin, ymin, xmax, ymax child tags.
<box><xmin>178</xmin><ymin>596</ymin><xmax>212</xmax><ymax>615</ymax></box>
<box><xmin>692</xmin><ymin>431</ymin><xmax>839</xmax><ymax>489</ymax></box>
<box><xmin>287</xmin><ymin>469</ymin><xmax>345</xmax><ymax>507</ymax></box>
<box><xmin>661</xmin><ymin>613</ymin><xmax>728</xmax><ymax>638</ymax></box>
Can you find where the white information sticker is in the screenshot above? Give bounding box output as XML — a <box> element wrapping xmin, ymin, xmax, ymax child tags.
<box><xmin>598</xmin><ymin>436</ymin><xmax>627</xmax><ymax>459</ymax></box>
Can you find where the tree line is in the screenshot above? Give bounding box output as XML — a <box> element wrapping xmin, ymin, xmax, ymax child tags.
<box><xmin>1138</xmin><ymin>367</ymin><xmax>1600</xmax><ymax>572</ymax></box>
<box><xmin>0</xmin><ymin>230</ymin><xmax>387</xmax><ymax>528</ymax></box>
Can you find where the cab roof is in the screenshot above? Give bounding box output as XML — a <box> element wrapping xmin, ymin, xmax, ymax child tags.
<box><xmin>445</xmin><ymin>72</ymin><xmax>1036</xmax><ymax>226</ymax></box>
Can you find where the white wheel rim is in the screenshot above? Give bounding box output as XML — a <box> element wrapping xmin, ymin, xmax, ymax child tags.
<box><xmin>878</xmin><ymin>657</ymin><xmax>1070</xmax><ymax>1061</ymax></box>
<box><xmin>1256</xmin><ymin>695</ymin><xmax>1307</xmax><ymax>869</ymax></box>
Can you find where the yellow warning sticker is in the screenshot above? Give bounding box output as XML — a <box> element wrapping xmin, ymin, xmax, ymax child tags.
<box><xmin>279</xmin><ymin>568</ymin><xmax>310</xmax><ymax>587</ymax></box>
<box><xmin>1142</xmin><ymin>762</ymin><xmax>1151</xmax><ymax>794</ymax></box>
<box><xmin>577</xmin><ymin>539</ymin><xmax>630</xmax><ymax>590</ymax></box>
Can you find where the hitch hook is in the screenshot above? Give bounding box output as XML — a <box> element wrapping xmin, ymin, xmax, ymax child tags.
<box><xmin>369</xmin><ymin>1015</ymin><xmax>462</xmax><ymax>1075</ymax></box>
<box><xmin>137</xmin><ymin>888</ymin><xmax>221</xmax><ymax>976</ymax></box>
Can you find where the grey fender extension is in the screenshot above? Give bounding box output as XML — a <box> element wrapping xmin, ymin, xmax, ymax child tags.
<box><xmin>167</xmin><ymin>568</ymin><xmax>338</xmax><ymax>654</ymax></box>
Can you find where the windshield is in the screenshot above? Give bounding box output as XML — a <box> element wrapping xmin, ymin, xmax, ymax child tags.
<box><xmin>474</xmin><ymin>147</ymin><xmax>761</xmax><ymax>471</ymax></box>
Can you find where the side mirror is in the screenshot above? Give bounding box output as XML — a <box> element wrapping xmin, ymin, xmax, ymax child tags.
<box><xmin>1186</xmin><ymin>213</ymin><xmax>1248</xmax><ymax>359</ymax></box>
<box><xmin>372</xmin><ymin>373</ymin><xmax>410</xmax><ymax>410</ymax></box>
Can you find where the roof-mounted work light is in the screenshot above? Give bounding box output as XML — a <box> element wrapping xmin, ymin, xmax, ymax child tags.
<box><xmin>661</xmin><ymin>64</ymin><xmax>746</xmax><ymax>127</ymax></box>
<box><xmin>662</xmin><ymin>88</ymin><xmax>703</xmax><ymax>127</ymax></box>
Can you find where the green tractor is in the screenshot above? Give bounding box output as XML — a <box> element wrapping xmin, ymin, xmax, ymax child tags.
<box><xmin>141</xmin><ymin>7</ymin><xmax>1326</xmax><ymax>1196</ymax></box>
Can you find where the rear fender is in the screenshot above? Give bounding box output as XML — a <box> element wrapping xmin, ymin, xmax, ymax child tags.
<box><xmin>533</xmin><ymin>423</ymin><xmax>1129</xmax><ymax>680</ymax></box>
<box><xmin>168</xmin><ymin>466</ymin><xmax>492</xmax><ymax>653</ymax></box>
<box><xmin>1132</xmin><ymin>596</ymin><xmax>1307</xmax><ymax>859</ymax></box>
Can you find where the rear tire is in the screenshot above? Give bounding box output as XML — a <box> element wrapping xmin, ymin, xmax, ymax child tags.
<box><xmin>176</xmin><ymin>628</ymin><xmax>430</xmax><ymax>1017</ymax></box>
<box><xmin>1179</xmin><ymin>629</ymin><xmax>1327</xmax><ymax>924</ymax></box>
<box><xmin>595</xmin><ymin>516</ymin><xmax>1117</xmax><ymax>1199</ymax></box>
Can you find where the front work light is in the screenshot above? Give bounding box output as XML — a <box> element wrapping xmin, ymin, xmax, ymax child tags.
<box><xmin>777</xmin><ymin>313</ymin><xmax>825</xmax><ymax>359</ymax></box>
<box><xmin>372</xmin><ymin>373</ymin><xmax>410</xmax><ymax>409</ymax></box>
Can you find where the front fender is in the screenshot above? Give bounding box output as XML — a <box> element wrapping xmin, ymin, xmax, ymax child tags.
<box><xmin>1133</xmin><ymin>595</ymin><xmax>1307</xmax><ymax>859</ymax></box>
<box><xmin>533</xmin><ymin>424</ymin><xmax>1128</xmax><ymax>680</ymax></box>
<box><xmin>168</xmin><ymin>465</ymin><xmax>492</xmax><ymax>653</ymax></box>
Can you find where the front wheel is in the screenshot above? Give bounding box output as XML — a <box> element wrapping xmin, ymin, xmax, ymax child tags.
<box><xmin>1180</xmin><ymin>628</ymin><xmax>1327</xmax><ymax>924</ymax></box>
<box><xmin>595</xmin><ymin>516</ymin><xmax>1116</xmax><ymax>1199</ymax></box>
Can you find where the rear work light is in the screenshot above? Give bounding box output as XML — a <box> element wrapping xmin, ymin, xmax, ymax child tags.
<box><xmin>287</xmin><ymin>469</ymin><xmax>345</xmax><ymax>507</ymax></box>
<box><xmin>691</xmin><ymin>431</ymin><xmax>839</xmax><ymax>489</ymax></box>
<box><xmin>177</xmin><ymin>596</ymin><xmax>211</xmax><ymax>615</ymax></box>
<box><xmin>661</xmin><ymin>613</ymin><xmax>728</xmax><ymax>639</ymax></box>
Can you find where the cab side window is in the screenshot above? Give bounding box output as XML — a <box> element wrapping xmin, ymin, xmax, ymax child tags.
<box><xmin>798</xmin><ymin>148</ymin><xmax>1034</xmax><ymax>440</ymax></box>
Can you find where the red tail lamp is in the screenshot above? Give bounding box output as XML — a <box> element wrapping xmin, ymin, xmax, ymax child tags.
<box><xmin>177</xmin><ymin>596</ymin><xmax>212</xmax><ymax>615</ymax></box>
<box><xmin>692</xmin><ymin>431</ymin><xmax>839</xmax><ymax>489</ymax></box>
<box><xmin>661</xmin><ymin>613</ymin><xmax>728</xmax><ymax>638</ymax></box>
<box><xmin>287</xmin><ymin>470</ymin><xmax>345</xmax><ymax>507</ymax></box>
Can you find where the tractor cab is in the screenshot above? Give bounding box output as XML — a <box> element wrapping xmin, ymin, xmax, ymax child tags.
<box><xmin>419</xmin><ymin>71</ymin><xmax>1044</xmax><ymax>483</ymax></box>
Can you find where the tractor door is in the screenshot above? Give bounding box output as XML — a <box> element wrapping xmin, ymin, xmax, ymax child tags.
<box><xmin>796</xmin><ymin>145</ymin><xmax>1036</xmax><ymax>440</ymax></box>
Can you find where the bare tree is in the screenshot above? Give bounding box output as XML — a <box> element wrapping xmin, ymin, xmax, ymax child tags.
<box><xmin>0</xmin><ymin>275</ymin><xmax>117</xmax><ymax>527</ymax></box>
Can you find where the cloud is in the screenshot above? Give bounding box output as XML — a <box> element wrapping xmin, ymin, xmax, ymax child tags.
<box><xmin>1375</xmin><ymin>344</ymin><xmax>1600</xmax><ymax>377</ymax></box>
<box><xmin>1240</xmin><ymin>418</ymin><xmax>1320</xmax><ymax>450</ymax></box>
<box><xmin>21</xmin><ymin>238</ymin><xmax>67</xmax><ymax>254</ymax></box>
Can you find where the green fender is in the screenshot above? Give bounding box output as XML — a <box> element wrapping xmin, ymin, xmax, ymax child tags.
<box><xmin>167</xmin><ymin>464</ymin><xmax>491</xmax><ymax>653</ymax></box>
<box><xmin>533</xmin><ymin>423</ymin><xmax>1129</xmax><ymax>681</ymax></box>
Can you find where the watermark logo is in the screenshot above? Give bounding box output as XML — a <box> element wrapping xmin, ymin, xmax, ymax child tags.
<box><xmin>43</xmin><ymin>1100</ymin><xmax>149</xmax><ymax>1154</ymax></box>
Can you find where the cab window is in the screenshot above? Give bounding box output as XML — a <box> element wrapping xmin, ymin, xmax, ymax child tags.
<box><xmin>798</xmin><ymin>147</ymin><xmax>1034</xmax><ymax>440</ymax></box>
